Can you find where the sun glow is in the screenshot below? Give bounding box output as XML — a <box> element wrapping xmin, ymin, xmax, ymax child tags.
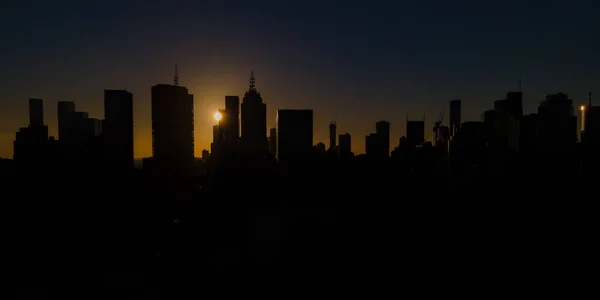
<box><xmin>214</xmin><ymin>111</ymin><xmax>222</xmax><ymax>122</ymax></box>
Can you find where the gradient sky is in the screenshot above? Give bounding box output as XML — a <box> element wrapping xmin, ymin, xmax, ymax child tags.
<box><xmin>1</xmin><ymin>0</ymin><xmax>598</xmax><ymax>158</ymax></box>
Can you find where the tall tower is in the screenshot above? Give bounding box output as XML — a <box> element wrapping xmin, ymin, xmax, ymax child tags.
<box><xmin>338</xmin><ymin>133</ymin><xmax>352</xmax><ymax>159</ymax></box>
<box><xmin>14</xmin><ymin>100</ymin><xmax>48</xmax><ymax>167</ymax></box>
<box><xmin>224</xmin><ymin>96</ymin><xmax>240</xmax><ymax>141</ymax></box>
<box><xmin>211</xmin><ymin>124</ymin><xmax>221</xmax><ymax>157</ymax></box>
<box><xmin>329</xmin><ymin>121</ymin><xmax>337</xmax><ymax>151</ymax></box>
<box><xmin>241</xmin><ymin>70</ymin><xmax>268</xmax><ymax>156</ymax></box>
<box><xmin>151</xmin><ymin>83</ymin><xmax>194</xmax><ymax>175</ymax></box>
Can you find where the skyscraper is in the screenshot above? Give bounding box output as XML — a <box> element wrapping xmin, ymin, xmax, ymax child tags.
<box><xmin>57</xmin><ymin>101</ymin><xmax>75</xmax><ymax>141</ymax></box>
<box><xmin>14</xmin><ymin>99</ymin><xmax>49</xmax><ymax>169</ymax></box>
<box><xmin>581</xmin><ymin>93</ymin><xmax>600</xmax><ymax>177</ymax></box>
<box><xmin>224</xmin><ymin>96</ymin><xmax>240</xmax><ymax>141</ymax></box>
<box><xmin>494</xmin><ymin>91</ymin><xmax>523</xmax><ymax>150</ymax></box>
<box><xmin>450</xmin><ymin>99</ymin><xmax>461</xmax><ymax>136</ymax></box>
<box><xmin>365</xmin><ymin>133</ymin><xmax>378</xmax><ymax>157</ymax></box>
<box><xmin>104</xmin><ymin>90</ymin><xmax>134</xmax><ymax>172</ymax></box>
<box><xmin>70</xmin><ymin>111</ymin><xmax>91</xmax><ymax>141</ymax></box>
<box><xmin>277</xmin><ymin>109</ymin><xmax>313</xmax><ymax>162</ymax></box>
<box><xmin>241</xmin><ymin>71</ymin><xmax>268</xmax><ymax>156</ymax></box>
<box><xmin>329</xmin><ymin>121</ymin><xmax>337</xmax><ymax>151</ymax></box>
<box><xmin>151</xmin><ymin>84</ymin><xmax>194</xmax><ymax>175</ymax></box>
<box><xmin>537</xmin><ymin>93</ymin><xmax>577</xmax><ymax>153</ymax></box>
<box><xmin>211</xmin><ymin>124</ymin><xmax>220</xmax><ymax>157</ymax></box>
<box><xmin>28</xmin><ymin>98</ymin><xmax>44</xmax><ymax>127</ymax></box>
<box><xmin>338</xmin><ymin>133</ymin><xmax>352</xmax><ymax>158</ymax></box>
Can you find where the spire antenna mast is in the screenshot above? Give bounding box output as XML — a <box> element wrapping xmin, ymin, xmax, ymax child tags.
<box><xmin>174</xmin><ymin>64</ymin><xmax>179</xmax><ymax>86</ymax></box>
<box><xmin>249</xmin><ymin>70</ymin><xmax>256</xmax><ymax>91</ymax></box>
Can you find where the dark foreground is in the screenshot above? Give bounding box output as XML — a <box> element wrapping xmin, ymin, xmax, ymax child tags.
<box><xmin>4</xmin><ymin>162</ymin><xmax>594</xmax><ymax>298</ymax></box>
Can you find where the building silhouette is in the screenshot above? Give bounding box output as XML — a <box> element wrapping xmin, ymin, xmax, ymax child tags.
<box><xmin>314</xmin><ymin>142</ymin><xmax>326</xmax><ymax>154</ymax></box>
<box><xmin>28</xmin><ymin>98</ymin><xmax>44</xmax><ymax>127</ymax></box>
<box><xmin>432</xmin><ymin>112</ymin><xmax>450</xmax><ymax>151</ymax></box>
<box><xmin>62</xmin><ymin>111</ymin><xmax>103</xmax><ymax>168</ymax></box>
<box><xmin>269</xmin><ymin>127</ymin><xmax>277</xmax><ymax>157</ymax></box>
<box><xmin>6</xmin><ymin>70</ymin><xmax>599</xmax><ymax>288</ymax></box>
<box><xmin>376</xmin><ymin>121</ymin><xmax>390</xmax><ymax>158</ymax></box>
<box><xmin>277</xmin><ymin>109</ymin><xmax>313</xmax><ymax>163</ymax></box>
<box><xmin>519</xmin><ymin>113</ymin><xmax>538</xmax><ymax>154</ymax></box>
<box><xmin>581</xmin><ymin>93</ymin><xmax>600</xmax><ymax>177</ymax></box>
<box><xmin>438</xmin><ymin>126</ymin><xmax>450</xmax><ymax>152</ymax></box>
<box><xmin>493</xmin><ymin>92</ymin><xmax>522</xmax><ymax>151</ymax></box>
<box><xmin>537</xmin><ymin>92</ymin><xmax>577</xmax><ymax>153</ymax></box>
<box><xmin>13</xmin><ymin>126</ymin><xmax>49</xmax><ymax>169</ymax></box>
<box><xmin>241</xmin><ymin>71</ymin><xmax>268</xmax><ymax>157</ymax></box>
<box><xmin>13</xmin><ymin>98</ymin><xmax>49</xmax><ymax>172</ymax></box>
<box><xmin>449</xmin><ymin>121</ymin><xmax>487</xmax><ymax>176</ymax></box>
<box><xmin>211</xmin><ymin>124</ymin><xmax>221</xmax><ymax>157</ymax></box>
<box><xmin>365</xmin><ymin>133</ymin><xmax>378</xmax><ymax>158</ymax></box>
<box><xmin>365</xmin><ymin>121</ymin><xmax>390</xmax><ymax>159</ymax></box>
<box><xmin>151</xmin><ymin>84</ymin><xmax>194</xmax><ymax>176</ymax></box>
<box><xmin>57</xmin><ymin>101</ymin><xmax>75</xmax><ymax>141</ymax></box>
<box><xmin>70</xmin><ymin>112</ymin><xmax>92</xmax><ymax>141</ymax></box>
<box><xmin>329</xmin><ymin>122</ymin><xmax>337</xmax><ymax>151</ymax></box>
<box><xmin>87</xmin><ymin>118</ymin><xmax>103</xmax><ymax>137</ymax></box>
<box><xmin>338</xmin><ymin>133</ymin><xmax>352</xmax><ymax>159</ymax></box>
<box><xmin>103</xmin><ymin>90</ymin><xmax>134</xmax><ymax>172</ymax></box>
<box><xmin>201</xmin><ymin>149</ymin><xmax>210</xmax><ymax>160</ymax></box>
<box><xmin>450</xmin><ymin>99</ymin><xmax>461</xmax><ymax>137</ymax></box>
<box><xmin>406</xmin><ymin>120</ymin><xmax>425</xmax><ymax>146</ymax></box>
<box><xmin>506</xmin><ymin>91</ymin><xmax>523</xmax><ymax>118</ymax></box>
<box><xmin>223</xmin><ymin>96</ymin><xmax>240</xmax><ymax>145</ymax></box>
<box><xmin>518</xmin><ymin>92</ymin><xmax>578</xmax><ymax>178</ymax></box>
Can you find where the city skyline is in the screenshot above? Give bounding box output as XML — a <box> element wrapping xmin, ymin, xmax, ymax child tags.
<box><xmin>4</xmin><ymin>2</ymin><xmax>598</xmax><ymax>295</ymax></box>
<box><xmin>0</xmin><ymin>71</ymin><xmax>594</xmax><ymax>159</ymax></box>
<box><xmin>1</xmin><ymin>1</ymin><xmax>598</xmax><ymax>158</ymax></box>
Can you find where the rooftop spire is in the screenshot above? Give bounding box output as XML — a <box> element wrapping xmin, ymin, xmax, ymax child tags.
<box><xmin>174</xmin><ymin>64</ymin><xmax>179</xmax><ymax>86</ymax></box>
<box><xmin>589</xmin><ymin>92</ymin><xmax>592</xmax><ymax>107</ymax></box>
<box><xmin>249</xmin><ymin>70</ymin><xmax>256</xmax><ymax>92</ymax></box>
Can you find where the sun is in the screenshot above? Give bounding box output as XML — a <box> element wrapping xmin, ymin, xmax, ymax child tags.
<box><xmin>214</xmin><ymin>111</ymin><xmax>222</xmax><ymax>122</ymax></box>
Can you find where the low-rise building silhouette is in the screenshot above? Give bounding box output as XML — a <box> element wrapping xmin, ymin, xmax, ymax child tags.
<box><xmin>277</xmin><ymin>109</ymin><xmax>313</xmax><ymax>163</ymax></box>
